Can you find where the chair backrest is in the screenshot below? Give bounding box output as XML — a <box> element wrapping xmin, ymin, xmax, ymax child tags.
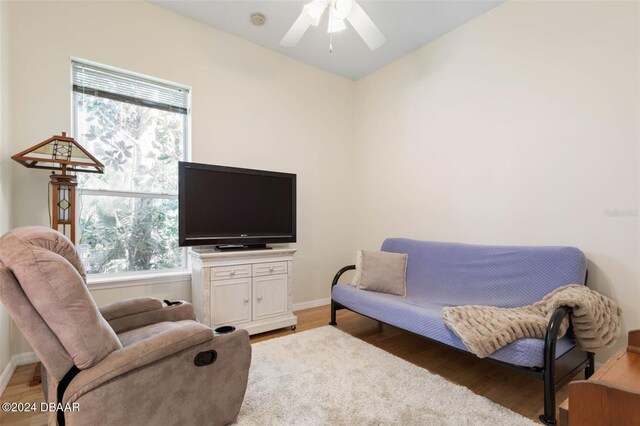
<box><xmin>0</xmin><ymin>264</ymin><xmax>74</xmax><ymax>382</ymax></box>
<box><xmin>0</xmin><ymin>227</ymin><xmax>122</xmax><ymax>370</ymax></box>
<box><xmin>381</xmin><ymin>238</ymin><xmax>587</xmax><ymax>307</ymax></box>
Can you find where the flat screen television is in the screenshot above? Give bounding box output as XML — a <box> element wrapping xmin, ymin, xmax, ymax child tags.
<box><xmin>178</xmin><ymin>162</ymin><xmax>296</xmax><ymax>249</ymax></box>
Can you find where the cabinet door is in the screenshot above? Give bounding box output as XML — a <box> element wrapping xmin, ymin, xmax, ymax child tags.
<box><xmin>252</xmin><ymin>275</ymin><xmax>287</xmax><ymax>321</ymax></box>
<box><xmin>213</xmin><ymin>278</ymin><xmax>251</xmax><ymax>326</ymax></box>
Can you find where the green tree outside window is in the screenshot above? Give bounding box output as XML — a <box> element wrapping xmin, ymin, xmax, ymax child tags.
<box><xmin>74</xmin><ymin>93</ymin><xmax>186</xmax><ymax>274</ymax></box>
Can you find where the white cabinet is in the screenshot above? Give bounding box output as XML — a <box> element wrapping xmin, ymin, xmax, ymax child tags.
<box><xmin>190</xmin><ymin>248</ymin><xmax>297</xmax><ymax>335</ymax></box>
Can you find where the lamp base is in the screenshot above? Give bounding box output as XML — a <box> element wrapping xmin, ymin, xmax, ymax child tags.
<box><xmin>50</xmin><ymin>173</ymin><xmax>78</xmax><ymax>243</ymax></box>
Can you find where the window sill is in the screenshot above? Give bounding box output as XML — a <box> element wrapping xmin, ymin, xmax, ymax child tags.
<box><xmin>87</xmin><ymin>270</ymin><xmax>192</xmax><ymax>290</ymax></box>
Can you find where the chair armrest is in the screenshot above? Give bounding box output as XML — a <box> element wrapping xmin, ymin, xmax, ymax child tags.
<box><xmin>99</xmin><ymin>297</ymin><xmax>163</xmax><ymax>321</ymax></box>
<box><xmin>331</xmin><ymin>265</ymin><xmax>356</xmax><ymax>288</ymax></box>
<box><xmin>63</xmin><ymin>320</ymin><xmax>214</xmax><ymax>403</ymax></box>
<box><xmin>101</xmin><ymin>298</ymin><xmax>196</xmax><ymax>334</ymax></box>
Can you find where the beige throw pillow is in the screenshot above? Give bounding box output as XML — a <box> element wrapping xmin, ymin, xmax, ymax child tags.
<box><xmin>358</xmin><ymin>250</ymin><xmax>408</xmax><ymax>297</ymax></box>
<box><xmin>351</xmin><ymin>250</ymin><xmax>363</xmax><ymax>286</ymax></box>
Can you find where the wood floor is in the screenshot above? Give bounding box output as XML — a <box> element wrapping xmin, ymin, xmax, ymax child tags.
<box><xmin>0</xmin><ymin>304</ymin><xmax>579</xmax><ymax>425</ymax></box>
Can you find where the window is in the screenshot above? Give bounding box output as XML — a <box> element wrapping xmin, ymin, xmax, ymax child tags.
<box><xmin>72</xmin><ymin>61</ymin><xmax>190</xmax><ymax>275</ymax></box>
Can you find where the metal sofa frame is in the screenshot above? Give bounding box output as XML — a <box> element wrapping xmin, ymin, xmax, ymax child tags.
<box><xmin>329</xmin><ymin>265</ymin><xmax>594</xmax><ymax>425</ymax></box>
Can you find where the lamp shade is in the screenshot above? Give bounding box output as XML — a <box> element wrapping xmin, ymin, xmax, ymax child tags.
<box><xmin>12</xmin><ymin>132</ymin><xmax>104</xmax><ymax>174</ymax></box>
<box><xmin>11</xmin><ymin>132</ymin><xmax>104</xmax><ymax>244</ymax></box>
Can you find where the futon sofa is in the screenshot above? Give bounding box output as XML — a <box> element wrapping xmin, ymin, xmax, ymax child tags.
<box><xmin>330</xmin><ymin>238</ymin><xmax>594</xmax><ymax>425</ymax></box>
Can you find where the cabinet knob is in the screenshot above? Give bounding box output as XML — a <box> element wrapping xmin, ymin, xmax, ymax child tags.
<box><xmin>244</xmin><ymin>298</ymin><xmax>249</xmax><ymax>303</ymax></box>
<box><xmin>230</xmin><ymin>270</ymin><xmax>236</xmax><ymax>275</ymax></box>
<box><xmin>257</xmin><ymin>296</ymin><xmax>263</xmax><ymax>301</ymax></box>
<box><xmin>269</xmin><ymin>267</ymin><xmax>274</xmax><ymax>272</ymax></box>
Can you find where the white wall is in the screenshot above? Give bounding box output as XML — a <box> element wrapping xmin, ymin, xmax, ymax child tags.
<box><xmin>0</xmin><ymin>0</ymin><xmax>13</xmax><ymax>382</ymax></box>
<box><xmin>4</xmin><ymin>0</ymin><xmax>639</xmax><ymax>364</ymax></box>
<box><xmin>353</xmin><ymin>1</ymin><xmax>639</xmax><ymax>358</ymax></box>
<box><xmin>4</xmin><ymin>1</ymin><xmax>356</xmax><ymax>355</ymax></box>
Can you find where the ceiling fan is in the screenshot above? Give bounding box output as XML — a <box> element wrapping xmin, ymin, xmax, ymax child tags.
<box><xmin>280</xmin><ymin>0</ymin><xmax>386</xmax><ymax>51</ymax></box>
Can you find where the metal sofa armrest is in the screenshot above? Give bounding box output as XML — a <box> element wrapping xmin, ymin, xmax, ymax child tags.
<box><xmin>540</xmin><ymin>306</ymin><xmax>572</xmax><ymax>424</ymax></box>
<box><xmin>331</xmin><ymin>265</ymin><xmax>356</xmax><ymax>288</ymax></box>
<box><xmin>544</xmin><ymin>306</ymin><xmax>572</xmax><ymax>360</ymax></box>
<box><xmin>540</xmin><ymin>305</ymin><xmax>595</xmax><ymax>425</ymax></box>
<box><xmin>329</xmin><ymin>265</ymin><xmax>355</xmax><ymax>326</ymax></box>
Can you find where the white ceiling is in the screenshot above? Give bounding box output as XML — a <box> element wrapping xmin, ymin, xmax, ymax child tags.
<box><xmin>152</xmin><ymin>1</ymin><xmax>503</xmax><ymax>80</ymax></box>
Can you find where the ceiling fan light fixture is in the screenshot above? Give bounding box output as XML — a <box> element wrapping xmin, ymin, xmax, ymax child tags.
<box><xmin>327</xmin><ymin>11</ymin><xmax>346</xmax><ymax>33</ymax></box>
<box><xmin>303</xmin><ymin>0</ymin><xmax>327</xmax><ymax>26</ymax></box>
<box><xmin>280</xmin><ymin>0</ymin><xmax>385</xmax><ymax>51</ymax></box>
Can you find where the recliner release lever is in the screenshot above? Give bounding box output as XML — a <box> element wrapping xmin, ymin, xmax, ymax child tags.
<box><xmin>194</xmin><ymin>350</ymin><xmax>217</xmax><ymax>367</ymax></box>
<box><xmin>164</xmin><ymin>300</ymin><xmax>183</xmax><ymax>306</ymax></box>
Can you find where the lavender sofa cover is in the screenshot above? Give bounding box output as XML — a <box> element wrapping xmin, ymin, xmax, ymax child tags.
<box><xmin>331</xmin><ymin>238</ymin><xmax>587</xmax><ymax>367</ymax></box>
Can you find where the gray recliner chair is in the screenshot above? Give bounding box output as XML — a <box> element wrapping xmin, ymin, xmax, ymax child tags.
<box><xmin>0</xmin><ymin>226</ymin><xmax>251</xmax><ymax>426</ymax></box>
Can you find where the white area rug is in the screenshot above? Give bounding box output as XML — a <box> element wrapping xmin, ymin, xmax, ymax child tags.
<box><xmin>235</xmin><ymin>326</ymin><xmax>536</xmax><ymax>425</ymax></box>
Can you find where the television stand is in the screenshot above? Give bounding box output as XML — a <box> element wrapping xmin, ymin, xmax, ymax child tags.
<box><xmin>190</xmin><ymin>248</ymin><xmax>297</xmax><ymax>335</ymax></box>
<box><xmin>214</xmin><ymin>244</ymin><xmax>272</xmax><ymax>252</ymax></box>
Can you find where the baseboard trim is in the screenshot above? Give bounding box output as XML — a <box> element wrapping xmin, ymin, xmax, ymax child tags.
<box><xmin>0</xmin><ymin>351</ymin><xmax>38</xmax><ymax>396</ymax></box>
<box><xmin>13</xmin><ymin>352</ymin><xmax>39</xmax><ymax>366</ymax></box>
<box><xmin>293</xmin><ymin>298</ymin><xmax>330</xmax><ymax>312</ymax></box>
<box><xmin>0</xmin><ymin>358</ymin><xmax>16</xmax><ymax>397</ymax></box>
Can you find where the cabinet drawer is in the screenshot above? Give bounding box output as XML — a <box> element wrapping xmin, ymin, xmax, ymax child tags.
<box><xmin>252</xmin><ymin>262</ymin><xmax>287</xmax><ymax>277</ymax></box>
<box><xmin>210</xmin><ymin>265</ymin><xmax>251</xmax><ymax>282</ymax></box>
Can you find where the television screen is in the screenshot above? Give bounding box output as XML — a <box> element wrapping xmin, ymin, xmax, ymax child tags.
<box><xmin>179</xmin><ymin>162</ymin><xmax>296</xmax><ymax>247</ymax></box>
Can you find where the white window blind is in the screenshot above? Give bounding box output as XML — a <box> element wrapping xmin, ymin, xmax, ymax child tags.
<box><xmin>72</xmin><ymin>61</ymin><xmax>189</xmax><ymax>114</ymax></box>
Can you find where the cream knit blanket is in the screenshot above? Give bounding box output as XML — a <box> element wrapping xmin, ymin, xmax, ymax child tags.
<box><xmin>442</xmin><ymin>284</ymin><xmax>622</xmax><ymax>358</ymax></box>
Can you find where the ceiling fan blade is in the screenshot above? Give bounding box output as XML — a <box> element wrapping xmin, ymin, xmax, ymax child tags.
<box><xmin>346</xmin><ymin>2</ymin><xmax>386</xmax><ymax>50</ymax></box>
<box><xmin>280</xmin><ymin>12</ymin><xmax>313</xmax><ymax>47</ymax></box>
